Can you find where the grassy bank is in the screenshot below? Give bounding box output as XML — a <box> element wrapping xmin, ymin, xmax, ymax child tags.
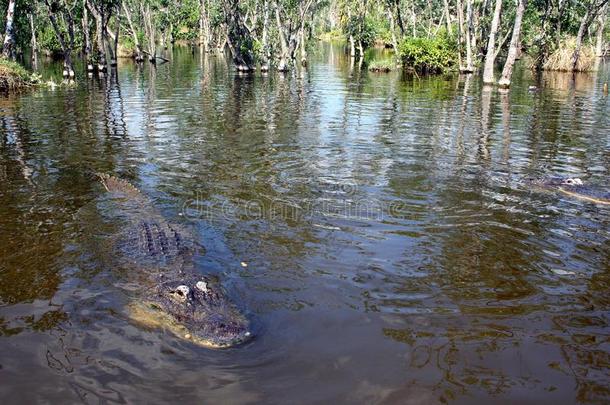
<box><xmin>0</xmin><ymin>58</ymin><xmax>33</xmax><ymax>90</ymax></box>
<box><xmin>543</xmin><ymin>38</ymin><xmax>597</xmax><ymax>72</ymax></box>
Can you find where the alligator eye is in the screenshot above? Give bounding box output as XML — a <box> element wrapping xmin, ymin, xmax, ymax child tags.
<box><xmin>564</xmin><ymin>178</ymin><xmax>583</xmax><ymax>186</ymax></box>
<box><xmin>173</xmin><ymin>285</ymin><xmax>190</xmax><ymax>301</ymax></box>
<box><xmin>196</xmin><ymin>281</ymin><xmax>208</xmax><ymax>293</ymax></box>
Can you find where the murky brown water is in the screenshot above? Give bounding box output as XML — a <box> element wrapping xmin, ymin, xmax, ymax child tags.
<box><xmin>1</xmin><ymin>44</ymin><xmax>609</xmax><ymax>404</ymax></box>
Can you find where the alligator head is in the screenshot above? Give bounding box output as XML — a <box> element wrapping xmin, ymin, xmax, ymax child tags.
<box><xmin>525</xmin><ymin>176</ymin><xmax>610</xmax><ymax>205</ymax></box>
<box><xmin>132</xmin><ymin>276</ymin><xmax>251</xmax><ymax>348</ymax></box>
<box><xmin>527</xmin><ymin>176</ymin><xmax>584</xmax><ymax>187</ymax></box>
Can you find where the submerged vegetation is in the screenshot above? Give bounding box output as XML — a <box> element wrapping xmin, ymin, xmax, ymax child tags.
<box><xmin>0</xmin><ymin>0</ymin><xmax>606</xmax><ymax>88</ymax></box>
<box><xmin>368</xmin><ymin>59</ymin><xmax>395</xmax><ymax>73</ymax></box>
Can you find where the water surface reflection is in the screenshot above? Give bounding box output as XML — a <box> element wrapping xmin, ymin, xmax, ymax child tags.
<box><xmin>0</xmin><ymin>45</ymin><xmax>609</xmax><ymax>403</ymax></box>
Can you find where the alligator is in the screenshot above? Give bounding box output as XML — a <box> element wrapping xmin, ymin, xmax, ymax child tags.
<box><xmin>97</xmin><ymin>173</ymin><xmax>251</xmax><ymax>348</ymax></box>
<box><xmin>527</xmin><ymin>177</ymin><xmax>610</xmax><ymax>205</ymax></box>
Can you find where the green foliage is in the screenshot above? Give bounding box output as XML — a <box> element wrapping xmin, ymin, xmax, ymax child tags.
<box><xmin>319</xmin><ymin>29</ymin><xmax>344</xmax><ymax>41</ymax></box>
<box><xmin>368</xmin><ymin>17</ymin><xmax>392</xmax><ymax>45</ymax></box>
<box><xmin>344</xmin><ymin>15</ymin><xmax>376</xmax><ymax>47</ymax></box>
<box><xmin>38</xmin><ymin>25</ymin><xmax>63</xmax><ymax>54</ymax></box>
<box><xmin>398</xmin><ymin>34</ymin><xmax>456</xmax><ymax>73</ymax></box>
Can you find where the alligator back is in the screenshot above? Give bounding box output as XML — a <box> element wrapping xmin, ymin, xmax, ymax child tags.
<box><xmin>122</xmin><ymin>218</ymin><xmax>193</xmax><ymax>264</ymax></box>
<box><xmin>98</xmin><ymin>174</ymin><xmax>197</xmax><ymax>267</ymax></box>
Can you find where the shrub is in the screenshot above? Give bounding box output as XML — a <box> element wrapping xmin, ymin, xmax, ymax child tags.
<box><xmin>398</xmin><ymin>35</ymin><xmax>456</xmax><ymax>73</ymax></box>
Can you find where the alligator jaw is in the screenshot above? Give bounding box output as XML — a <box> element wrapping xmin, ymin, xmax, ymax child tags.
<box><xmin>127</xmin><ymin>301</ymin><xmax>252</xmax><ymax>348</ymax></box>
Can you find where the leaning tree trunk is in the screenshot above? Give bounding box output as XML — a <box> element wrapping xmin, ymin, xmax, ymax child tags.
<box><xmin>275</xmin><ymin>1</ymin><xmax>290</xmax><ymax>71</ymax></box>
<box><xmin>482</xmin><ymin>0</ymin><xmax>502</xmax><ymax>84</ymax></box>
<box><xmin>44</xmin><ymin>0</ymin><xmax>75</xmax><ymax>78</ymax></box>
<box><xmin>142</xmin><ymin>4</ymin><xmax>158</xmax><ymax>63</ymax></box>
<box><xmin>570</xmin><ymin>1</ymin><xmax>610</xmax><ymax>70</ymax></box>
<box><xmin>122</xmin><ymin>2</ymin><xmax>143</xmax><ymax>62</ymax></box>
<box><xmin>2</xmin><ymin>0</ymin><xmax>16</xmax><ymax>59</ymax></box>
<box><xmin>596</xmin><ymin>5</ymin><xmax>607</xmax><ymax>56</ymax></box>
<box><xmin>224</xmin><ymin>0</ymin><xmax>254</xmax><ymax>70</ymax></box>
<box><xmin>498</xmin><ymin>0</ymin><xmax>526</xmax><ymax>88</ymax></box>
<box><xmin>299</xmin><ymin>26</ymin><xmax>307</xmax><ymax>66</ymax></box>
<box><xmin>103</xmin><ymin>7</ymin><xmax>115</xmax><ymax>67</ymax></box>
<box><xmin>571</xmin><ymin>9</ymin><xmax>592</xmax><ymax>71</ymax></box>
<box><xmin>387</xmin><ymin>5</ymin><xmax>399</xmax><ymax>53</ymax></box>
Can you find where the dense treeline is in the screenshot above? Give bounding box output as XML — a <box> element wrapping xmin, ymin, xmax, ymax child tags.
<box><xmin>0</xmin><ymin>0</ymin><xmax>608</xmax><ymax>87</ymax></box>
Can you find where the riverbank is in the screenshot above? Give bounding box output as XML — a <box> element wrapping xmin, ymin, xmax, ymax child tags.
<box><xmin>0</xmin><ymin>58</ymin><xmax>34</xmax><ymax>91</ymax></box>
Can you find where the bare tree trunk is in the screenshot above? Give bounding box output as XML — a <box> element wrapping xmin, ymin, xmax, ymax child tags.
<box><xmin>261</xmin><ymin>0</ymin><xmax>270</xmax><ymax>71</ymax></box>
<box><xmin>103</xmin><ymin>7</ymin><xmax>115</xmax><ymax>66</ymax></box>
<box><xmin>394</xmin><ymin>1</ymin><xmax>405</xmax><ymax>34</ymax></box>
<box><xmin>556</xmin><ymin>0</ymin><xmax>565</xmax><ymax>48</ymax></box>
<box><xmin>111</xmin><ymin>4</ymin><xmax>120</xmax><ymax>66</ymax></box>
<box><xmin>275</xmin><ymin>1</ymin><xmax>290</xmax><ymax>71</ymax></box>
<box><xmin>457</xmin><ymin>0</ymin><xmax>464</xmax><ymax>69</ymax></box>
<box><xmin>87</xmin><ymin>0</ymin><xmax>108</xmax><ymax>71</ymax></box>
<box><xmin>29</xmin><ymin>12</ymin><xmax>38</xmax><ymax>56</ymax></box>
<box><xmin>411</xmin><ymin>3</ymin><xmax>416</xmax><ymax>37</ymax></box>
<box><xmin>299</xmin><ymin>27</ymin><xmax>307</xmax><ymax>66</ymax></box>
<box><xmin>2</xmin><ymin>0</ymin><xmax>16</xmax><ymax>59</ymax></box>
<box><xmin>199</xmin><ymin>0</ymin><xmax>211</xmax><ymax>51</ymax></box>
<box><xmin>224</xmin><ymin>0</ymin><xmax>254</xmax><ymax>70</ymax></box>
<box><xmin>498</xmin><ymin>0</ymin><xmax>526</xmax><ymax>88</ymax></box>
<box><xmin>482</xmin><ymin>0</ymin><xmax>502</xmax><ymax>84</ymax></box>
<box><xmin>387</xmin><ymin>5</ymin><xmax>399</xmax><ymax>53</ymax></box>
<box><xmin>464</xmin><ymin>0</ymin><xmax>474</xmax><ymax>72</ymax></box>
<box><xmin>141</xmin><ymin>4</ymin><xmax>162</xmax><ymax>64</ymax></box>
<box><xmin>82</xmin><ymin>0</ymin><xmax>94</xmax><ymax>71</ymax></box>
<box><xmin>572</xmin><ymin>1</ymin><xmax>610</xmax><ymax>70</ymax></box>
<box><xmin>122</xmin><ymin>2</ymin><xmax>143</xmax><ymax>62</ymax></box>
<box><xmin>443</xmin><ymin>0</ymin><xmax>452</xmax><ymax>35</ymax></box>
<box><xmin>596</xmin><ymin>5</ymin><xmax>607</xmax><ymax>56</ymax></box>
<box><xmin>44</xmin><ymin>0</ymin><xmax>75</xmax><ymax>78</ymax></box>
<box><xmin>572</xmin><ymin>9</ymin><xmax>592</xmax><ymax>71</ymax></box>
